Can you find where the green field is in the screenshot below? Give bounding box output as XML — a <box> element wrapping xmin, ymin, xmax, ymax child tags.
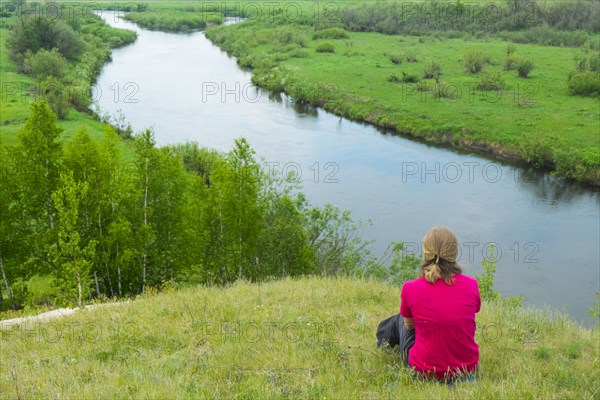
<box><xmin>1</xmin><ymin>277</ymin><xmax>598</xmax><ymax>399</ymax></box>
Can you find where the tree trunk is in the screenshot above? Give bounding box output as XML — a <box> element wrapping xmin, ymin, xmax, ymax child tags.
<box><xmin>142</xmin><ymin>264</ymin><xmax>146</xmax><ymax>294</ymax></box>
<box><xmin>0</xmin><ymin>257</ymin><xmax>14</xmax><ymax>310</ymax></box>
<box><xmin>117</xmin><ymin>266</ymin><xmax>122</xmax><ymax>297</ymax></box>
<box><xmin>104</xmin><ymin>262</ymin><xmax>113</xmax><ymax>297</ymax></box>
<box><xmin>94</xmin><ymin>270</ymin><xmax>100</xmax><ymax>296</ymax></box>
<box><xmin>76</xmin><ymin>271</ymin><xmax>82</xmax><ymax>309</ymax></box>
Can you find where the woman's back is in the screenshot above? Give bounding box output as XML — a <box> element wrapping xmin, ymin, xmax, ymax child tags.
<box><xmin>400</xmin><ymin>273</ymin><xmax>480</xmax><ymax>379</ymax></box>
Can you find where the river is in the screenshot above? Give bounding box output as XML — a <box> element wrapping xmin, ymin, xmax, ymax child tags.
<box><xmin>94</xmin><ymin>11</ymin><xmax>600</xmax><ymax>326</ymax></box>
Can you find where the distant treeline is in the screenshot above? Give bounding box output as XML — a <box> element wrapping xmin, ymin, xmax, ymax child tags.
<box><xmin>0</xmin><ymin>102</ymin><xmax>417</xmax><ymax>310</ymax></box>
<box><xmin>337</xmin><ymin>0</ymin><xmax>599</xmax><ymax>47</ymax></box>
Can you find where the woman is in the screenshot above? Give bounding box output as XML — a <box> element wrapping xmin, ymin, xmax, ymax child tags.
<box><xmin>376</xmin><ymin>226</ymin><xmax>481</xmax><ymax>381</ymax></box>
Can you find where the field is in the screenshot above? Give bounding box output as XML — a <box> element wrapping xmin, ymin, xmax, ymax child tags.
<box><xmin>1</xmin><ymin>277</ymin><xmax>598</xmax><ymax>399</ymax></box>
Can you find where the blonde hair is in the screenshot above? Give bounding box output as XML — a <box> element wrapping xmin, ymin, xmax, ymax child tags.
<box><xmin>419</xmin><ymin>226</ymin><xmax>462</xmax><ymax>285</ymax></box>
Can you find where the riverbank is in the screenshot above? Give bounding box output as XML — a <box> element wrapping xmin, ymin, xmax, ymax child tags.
<box><xmin>0</xmin><ymin>7</ymin><xmax>137</xmax><ymax>147</ymax></box>
<box><xmin>1</xmin><ymin>277</ymin><xmax>598</xmax><ymax>399</ymax></box>
<box><xmin>205</xmin><ymin>21</ymin><xmax>600</xmax><ymax>186</ymax></box>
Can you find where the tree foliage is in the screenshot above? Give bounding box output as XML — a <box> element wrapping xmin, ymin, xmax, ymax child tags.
<box><xmin>1</xmin><ymin>103</ymin><xmax>409</xmax><ymax>310</ymax></box>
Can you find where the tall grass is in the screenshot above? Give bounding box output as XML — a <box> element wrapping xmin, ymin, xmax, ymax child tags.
<box><xmin>1</xmin><ymin>277</ymin><xmax>598</xmax><ymax>399</ymax></box>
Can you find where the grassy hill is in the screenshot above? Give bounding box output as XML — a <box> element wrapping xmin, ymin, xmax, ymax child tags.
<box><xmin>1</xmin><ymin>277</ymin><xmax>598</xmax><ymax>399</ymax></box>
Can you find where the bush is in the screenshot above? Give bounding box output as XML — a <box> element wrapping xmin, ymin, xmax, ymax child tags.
<box><xmin>316</xmin><ymin>42</ymin><xmax>335</xmax><ymax>53</ymax></box>
<box><xmin>477</xmin><ymin>71</ymin><xmax>505</xmax><ymax>91</ymax></box>
<box><xmin>416</xmin><ymin>81</ymin><xmax>431</xmax><ymax>92</ymax></box>
<box><xmin>25</xmin><ymin>48</ymin><xmax>66</xmax><ymax>80</ymax></box>
<box><xmin>574</xmin><ymin>51</ymin><xmax>588</xmax><ymax>72</ymax></box>
<box><xmin>516</xmin><ymin>58</ymin><xmax>534</xmax><ymax>78</ymax></box>
<box><xmin>278</xmin><ymin>28</ymin><xmax>306</xmax><ymax>47</ymax></box>
<box><xmin>423</xmin><ymin>61</ymin><xmax>442</xmax><ymax>80</ymax></box>
<box><xmin>568</xmin><ymin>72</ymin><xmax>600</xmax><ymax>98</ymax></box>
<box><xmin>8</xmin><ymin>16</ymin><xmax>84</xmax><ymax>63</ymax></box>
<box><xmin>312</xmin><ymin>28</ymin><xmax>349</xmax><ymax>40</ymax></box>
<box><xmin>387</xmin><ymin>53</ymin><xmax>402</xmax><ymax>64</ymax></box>
<box><xmin>388</xmin><ymin>72</ymin><xmax>420</xmax><ymax>84</ymax></box>
<box><xmin>521</xmin><ymin>134</ymin><xmax>554</xmax><ymax>168</ymax></box>
<box><xmin>405</xmin><ymin>52</ymin><xmax>418</xmax><ymax>63</ymax></box>
<box><xmin>590</xmin><ymin>54</ymin><xmax>600</xmax><ymax>72</ymax></box>
<box><xmin>463</xmin><ymin>50</ymin><xmax>490</xmax><ymax>73</ymax></box>
<box><xmin>504</xmin><ymin>54</ymin><xmax>521</xmax><ymax>71</ymax></box>
<box><xmin>40</xmin><ymin>77</ymin><xmax>70</xmax><ymax>119</ymax></box>
<box><xmin>506</xmin><ymin>44</ymin><xmax>516</xmax><ymax>56</ymax></box>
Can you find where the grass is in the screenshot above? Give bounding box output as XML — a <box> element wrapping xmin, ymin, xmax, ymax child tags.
<box><xmin>0</xmin><ymin>277</ymin><xmax>597</xmax><ymax>399</ymax></box>
<box><xmin>205</xmin><ymin>21</ymin><xmax>600</xmax><ymax>185</ymax></box>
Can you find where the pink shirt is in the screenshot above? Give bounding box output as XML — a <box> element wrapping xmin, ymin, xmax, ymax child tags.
<box><xmin>400</xmin><ymin>274</ymin><xmax>481</xmax><ymax>379</ymax></box>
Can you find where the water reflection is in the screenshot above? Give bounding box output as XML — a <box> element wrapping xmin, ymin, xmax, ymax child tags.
<box><xmin>515</xmin><ymin>168</ymin><xmax>599</xmax><ymax>206</ymax></box>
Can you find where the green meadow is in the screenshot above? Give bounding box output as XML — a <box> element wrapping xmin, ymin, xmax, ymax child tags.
<box><xmin>1</xmin><ymin>277</ymin><xmax>598</xmax><ymax>399</ymax></box>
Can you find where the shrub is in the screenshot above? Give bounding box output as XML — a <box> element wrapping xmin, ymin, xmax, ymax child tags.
<box><xmin>589</xmin><ymin>54</ymin><xmax>600</xmax><ymax>72</ymax></box>
<box><xmin>316</xmin><ymin>42</ymin><xmax>335</xmax><ymax>53</ymax></box>
<box><xmin>278</xmin><ymin>29</ymin><xmax>306</xmax><ymax>47</ymax></box>
<box><xmin>312</xmin><ymin>28</ymin><xmax>349</xmax><ymax>40</ymax></box>
<box><xmin>574</xmin><ymin>51</ymin><xmax>588</xmax><ymax>72</ymax></box>
<box><xmin>463</xmin><ymin>50</ymin><xmax>490</xmax><ymax>73</ymax></box>
<box><xmin>521</xmin><ymin>134</ymin><xmax>554</xmax><ymax>168</ymax></box>
<box><xmin>568</xmin><ymin>72</ymin><xmax>600</xmax><ymax>98</ymax></box>
<box><xmin>477</xmin><ymin>71</ymin><xmax>505</xmax><ymax>91</ymax></box>
<box><xmin>405</xmin><ymin>52</ymin><xmax>418</xmax><ymax>63</ymax></box>
<box><xmin>506</xmin><ymin>44</ymin><xmax>516</xmax><ymax>56</ymax></box>
<box><xmin>289</xmin><ymin>49</ymin><xmax>309</xmax><ymax>58</ymax></box>
<box><xmin>423</xmin><ymin>61</ymin><xmax>442</xmax><ymax>80</ymax></box>
<box><xmin>504</xmin><ymin>54</ymin><xmax>521</xmax><ymax>71</ymax></box>
<box><xmin>387</xmin><ymin>53</ymin><xmax>402</xmax><ymax>64</ymax></box>
<box><xmin>40</xmin><ymin>77</ymin><xmax>70</xmax><ymax>119</ymax></box>
<box><xmin>416</xmin><ymin>81</ymin><xmax>431</xmax><ymax>92</ymax></box>
<box><xmin>25</xmin><ymin>48</ymin><xmax>66</xmax><ymax>80</ymax></box>
<box><xmin>389</xmin><ymin>72</ymin><xmax>420</xmax><ymax>84</ymax></box>
<box><xmin>516</xmin><ymin>58</ymin><xmax>534</xmax><ymax>78</ymax></box>
<box><xmin>8</xmin><ymin>16</ymin><xmax>84</xmax><ymax>62</ymax></box>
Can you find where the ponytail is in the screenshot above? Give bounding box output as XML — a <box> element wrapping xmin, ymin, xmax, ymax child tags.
<box><xmin>423</xmin><ymin>262</ymin><xmax>441</xmax><ymax>284</ymax></box>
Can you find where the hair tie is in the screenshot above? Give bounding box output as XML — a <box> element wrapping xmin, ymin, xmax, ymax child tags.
<box><xmin>435</xmin><ymin>255</ymin><xmax>440</xmax><ymax>264</ymax></box>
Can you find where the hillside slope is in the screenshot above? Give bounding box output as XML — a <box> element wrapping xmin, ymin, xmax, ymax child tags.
<box><xmin>1</xmin><ymin>277</ymin><xmax>598</xmax><ymax>399</ymax></box>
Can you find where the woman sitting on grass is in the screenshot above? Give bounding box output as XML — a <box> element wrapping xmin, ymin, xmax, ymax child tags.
<box><xmin>376</xmin><ymin>226</ymin><xmax>481</xmax><ymax>382</ymax></box>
